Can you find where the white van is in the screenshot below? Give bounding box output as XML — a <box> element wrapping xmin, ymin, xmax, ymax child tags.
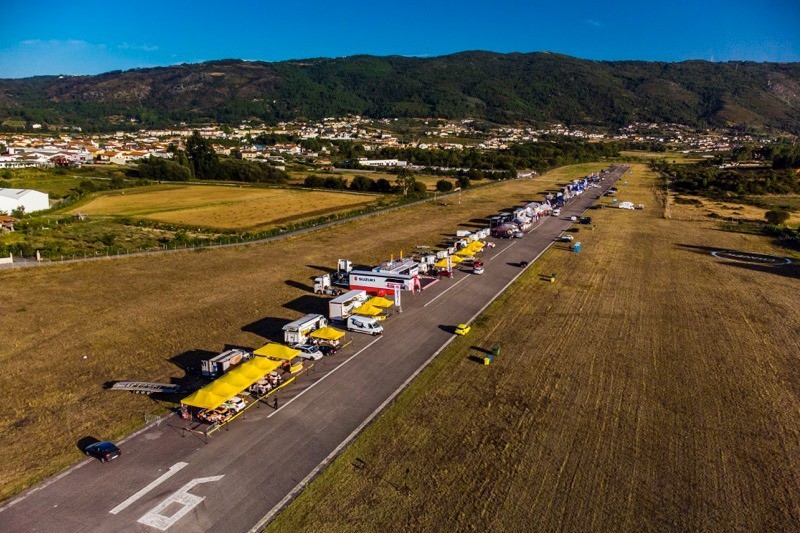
<box><xmin>347</xmin><ymin>316</ymin><xmax>383</xmax><ymax>336</ymax></box>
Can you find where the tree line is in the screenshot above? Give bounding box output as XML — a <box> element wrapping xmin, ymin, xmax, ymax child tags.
<box><xmin>135</xmin><ymin>131</ymin><xmax>289</xmax><ymax>183</ymax></box>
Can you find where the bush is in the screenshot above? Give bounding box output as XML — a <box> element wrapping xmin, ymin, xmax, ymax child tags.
<box><xmin>411</xmin><ymin>181</ymin><xmax>427</xmax><ymax>196</ymax></box>
<box><xmin>436</xmin><ymin>179</ymin><xmax>453</xmax><ymax>192</ymax></box>
<box><xmin>136</xmin><ymin>157</ymin><xmax>192</xmax><ymax>181</ymax></box>
<box><xmin>375</xmin><ymin>178</ymin><xmax>393</xmax><ymax>193</ymax></box>
<box><xmin>765</xmin><ymin>208</ymin><xmax>791</xmax><ymax>226</ymax></box>
<box><xmin>350</xmin><ymin>175</ymin><xmax>376</xmax><ymax>192</ymax></box>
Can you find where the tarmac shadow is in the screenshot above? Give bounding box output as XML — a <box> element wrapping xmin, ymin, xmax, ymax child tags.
<box><xmin>77</xmin><ymin>436</ymin><xmax>100</xmax><ymax>453</ymax></box>
<box><xmin>170</xmin><ymin>349</ymin><xmax>218</xmax><ymax>376</ymax></box>
<box><xmin>306</xmin><ymin>264</ymin><xmax>335</xmax><ymax>274</ymax></box>
<box><xmin>242</xmin><ymin>317</ymin><xmax>286</xmax><ymax>342</ymax></box>
<box><xmin>283</xmin><ymin>295</ymin><xmax>327</xmax><ymax>315</ymax></box>
<box><xmin>285</xmin><ymin>279</ymin><xmax>313</xmax><ymax>292</ymax></box>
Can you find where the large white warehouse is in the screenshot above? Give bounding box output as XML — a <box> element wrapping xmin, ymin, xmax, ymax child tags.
<box><xmin>0</xmin><ymin>189</ymin><xmax>50</xmax><ymax>214</ymax></box>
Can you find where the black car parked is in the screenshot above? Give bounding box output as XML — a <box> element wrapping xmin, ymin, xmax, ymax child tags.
<box><xmin>84</xmin><ymin>441</ymin><xmax>121</xmax><ymax>463</ymax></box>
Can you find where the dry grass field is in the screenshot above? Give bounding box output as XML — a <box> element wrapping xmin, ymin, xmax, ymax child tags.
<box><xmin>69</xmin><ymin>185</ymin><xmax>380</xmax><ymax>230</ymax></box>
<box><xmin>268</xmin><ymin>164</ymin><xmax>800</xmax><ymax>531</ymax></box>
<box><xmin>0</xmin><ymin>163</ymin><xmax>606</xmax><ymax>502</ymax></box>
<box><xmin>287</xmin><ymin>170</ymin><xmax>460</xmax><ymax>191</ymax></box>
<box><xmin>672</xmin><ymin>193</ymin><xmax>800</xmax><ymax>226</ymax></box>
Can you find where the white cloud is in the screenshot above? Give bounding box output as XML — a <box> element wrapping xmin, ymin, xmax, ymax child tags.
<box><xmin>118</xmin><ymin>42</ymin><xmax>159</xmax><ymax>52</ymax></box>
<box><xmin>583</xmin><ymin>19</ymin><xmax>603</xmax><ymax>28</ymax></box>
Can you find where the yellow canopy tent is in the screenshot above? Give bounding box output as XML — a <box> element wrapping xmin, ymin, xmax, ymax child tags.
<box><xmin>253</xmin><ymin>343</ymin><xmax>302</xmax><ymax>360</ymax></box>
<box><xmin>455</xmin><ymin>248</ymin><xmax>475</xmax><ymax>257</ymax></box>
<box><xmin>233</xmin><ymin>360</ymin><xmax>269</xmax><ymax>381</ymax></box>
<box><xmin>310</xmin><ymin>326</ymin><xmax>346</xmax><ymax>341</ymax></box>
<box><xmin>181</xmin><ymin>388</ymin><xmax>229</xmax><ymax>410</ymax></box>
<box><xmin>353</xmin><ymin>304</ymin><xmax>383</xmax><ymax>317</ymax></box>
<box><xmin>182</xmin><ymin>356</ymin><xmax>283</xmax><ymax>410</ymax></box>
<box><xmin>468</xmin><ymin>241</ymin><xmax>485</xmax><ymax>251</ymax></box>
<box><xmin>433</xmin><ymin>258</ymin><xmax>449</xmax><ymax>268</ymax></box>
<box><xmin>450</xmin><ymin>255</ymin><xmax>464</xmax><ymax>264</ymax></box>
<box><xmin>368</xmin><ymin>296</ymin><xmax>393</xmax><ymax>308</ymax></box>
<box><xmin>215</xmin><ymin>370</ymin><xmax>254</xmax><ymax>390</ymax></box>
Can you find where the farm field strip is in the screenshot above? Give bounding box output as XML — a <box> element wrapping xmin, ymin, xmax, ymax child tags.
<box><xmin>67</xmin><ymin>184</ymin><xmax>381</xmax><ymax>229</ymax></box>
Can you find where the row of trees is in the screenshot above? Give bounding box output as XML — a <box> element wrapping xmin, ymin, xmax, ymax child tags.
<box><xmin>136</xmin><ymin>132</ymin><xmax>289</xmax><ymax>183</ymax></box>
<box><xmin>728</xmin><ymin>144</ymin><xmax>800</xmax><ymax>170</ymax></box>
<box><xmin>367</xmin><ymin>139</ymin><xmax>620</xmax><ymax>172</ymax></box>
<box><xmin>660</xmin><ymin>161</ymin><xmax>800</xmax><ymax>197</ymax></box>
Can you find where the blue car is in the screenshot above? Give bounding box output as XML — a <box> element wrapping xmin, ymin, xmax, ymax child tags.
<box><xmin>84</xmin><ymin>441</ymin><xmax>121</xmax><ymax>463</ymax></box>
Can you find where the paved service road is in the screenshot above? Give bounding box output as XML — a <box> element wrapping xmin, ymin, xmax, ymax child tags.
<box><xmin>1</xmin><ymin>166</ymin><xmax>627</xmax><ymax>532</ymax></box>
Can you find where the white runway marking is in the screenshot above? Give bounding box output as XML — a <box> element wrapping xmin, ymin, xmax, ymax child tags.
<box><xmin>266</xmin><ymin>336</ymin><xmax>382</xmax><ymax>418</ymax></box>
<box><xmin>488</xmin><ymin>241</ymin><xmax>516</xmax><ymax>261</ymax></box>
<box><xmin>109</xmin><ymin>462</ymin><xmax>188</xmax><ymax>515</ymax></box>
<box><xmin>137</xmin><ymin>475</ymin><xmax>224</xmax><ymax>530</ymax></box>
<box><xmin>422</xmin><ymin>275</ymin><xmax>470</xmax><ymax>308</ymax></box>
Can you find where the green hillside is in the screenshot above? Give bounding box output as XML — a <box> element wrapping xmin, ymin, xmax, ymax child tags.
<box><xmin>1</xmin><ymin>52</ymin><xmax>798</xmax><ymax>131</ymax></box>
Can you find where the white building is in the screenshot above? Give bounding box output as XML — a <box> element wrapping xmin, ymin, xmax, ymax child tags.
<box><xmin>0</xmin><ymin>189</ymin><xmax>50</xmax><ymax>214</ymax></box>
<box><xmin>357</xmin><ymin>158</ymin><xmax>408</xmax><ymax>167</ymax></box>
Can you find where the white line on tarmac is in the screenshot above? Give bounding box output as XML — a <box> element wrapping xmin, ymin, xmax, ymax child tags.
<box><xmin>422</xmin><ymin>275</ymin><xmax>470</xmax><ymax>308</ymax></box>
<box><xmin>109</xmin><ymin>462</ymin><xmax>189</xmax><ymax>515</ymax></box>
<box><xmin>488</xmin><ymin>241</ymin><xmax>516</xmax><ymax>261</ymax></box>
<box><xmin>266</xmin><ymin>336</ymin><xmax>382</xmax><ymax>419</ymax></box>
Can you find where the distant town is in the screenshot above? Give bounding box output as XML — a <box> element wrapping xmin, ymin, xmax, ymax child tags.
<box><xmin>1</xmin><ymin>117</ymin><xmax>790</xmax><ymax>171</ymax></box>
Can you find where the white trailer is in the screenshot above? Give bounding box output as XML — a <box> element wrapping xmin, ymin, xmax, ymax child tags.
<box><xmin>201</xmin><ymin>348</ymin><xmax>251</xmax><ymax>378</ymax></box>
<box><xmin>283</xmin><ymin>314</ymin><xmax>328</xmax><ymax>344</ymax></box>
<box><xmin>329</xmin><ymin>290</ymin><xmax>369</xmax><ymax>322</ymax></box>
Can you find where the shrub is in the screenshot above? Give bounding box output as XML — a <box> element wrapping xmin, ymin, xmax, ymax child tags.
<box><xmin>436</xmin><ymin>179</ymin><xmax>453</xmax><ymax>192</ymax></box>
<box><xmin>765</xmin><ymin>208</ymin><xmax>791</xmax><ymax>226</ymax></box>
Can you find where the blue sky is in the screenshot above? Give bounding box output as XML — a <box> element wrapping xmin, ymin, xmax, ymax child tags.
<box><xmin>0</xmin><ymin>0</ymin><xmax>798</xmax><ymax>78</ymax></box>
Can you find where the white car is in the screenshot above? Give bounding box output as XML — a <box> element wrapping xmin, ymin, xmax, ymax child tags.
<box><xmin>222</xmin><ymin>396</ymin><xmax>247</xmax><ymax>413</ymax></box>
<box><xmin>293</xmin><ymin>344</ymin><xmax>324</xmax><ymax>361</ymax></box>
<box><xmin>559</xmin><ymin>234</ymin><xmax>574</xmax><ymax>242</ymax></box>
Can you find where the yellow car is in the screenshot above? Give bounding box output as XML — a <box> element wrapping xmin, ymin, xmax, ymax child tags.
<box><xmin>455</xmin><ymin>323</ymin><xmax>471</xmax><ymax>335</ymax></box>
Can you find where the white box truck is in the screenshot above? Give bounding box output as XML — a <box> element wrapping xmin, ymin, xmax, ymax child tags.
<box><xmin>329</xmin><ymin>290</ymin><xmax>368</xmax><ymax>322</ymax></box>
<box><xmin>283</xmin><ymin>314</ymin><xmax>328</xmax><ymax>345</ymax></box>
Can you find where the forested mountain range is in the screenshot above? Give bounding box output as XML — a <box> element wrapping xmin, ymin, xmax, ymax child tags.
<box><xmin>1</xmin><ymin>51</ymin><xmax>799</xmax><ymax>131</ymax></box>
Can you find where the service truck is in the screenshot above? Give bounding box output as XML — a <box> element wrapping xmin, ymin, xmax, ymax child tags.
<box><xmin>329</xmin><ymin>290</ymin><xmax>369</xmax><ymax>322</ymax></box>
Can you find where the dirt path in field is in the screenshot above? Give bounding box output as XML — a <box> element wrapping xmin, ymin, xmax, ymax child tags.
<box><xmin>269</xmin><ymin>164</ymin><xmax>800</xmax><ymax>532</ymax></box>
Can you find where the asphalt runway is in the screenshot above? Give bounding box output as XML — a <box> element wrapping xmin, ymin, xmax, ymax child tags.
<box><xmin>0</xmin><ymin>166</ymin><xmax>627</xmax><ymax>532</ymax></box>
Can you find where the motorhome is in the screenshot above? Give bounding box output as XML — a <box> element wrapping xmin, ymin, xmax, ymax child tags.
<box><xmin>282</xmin><ymin>314</ymin><xmax>328</xmax><ymax>345</ymax></box>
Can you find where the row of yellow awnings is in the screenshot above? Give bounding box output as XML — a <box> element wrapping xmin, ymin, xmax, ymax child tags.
<box><xmin>433</xmin><ymin>241</ymin><xmax>485</xmax><ymax>267</ymax></box>
<box><xmin>182</xmin><ymin>355</ymin><xmax>283</xmax><ymax>410</ymax></box>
